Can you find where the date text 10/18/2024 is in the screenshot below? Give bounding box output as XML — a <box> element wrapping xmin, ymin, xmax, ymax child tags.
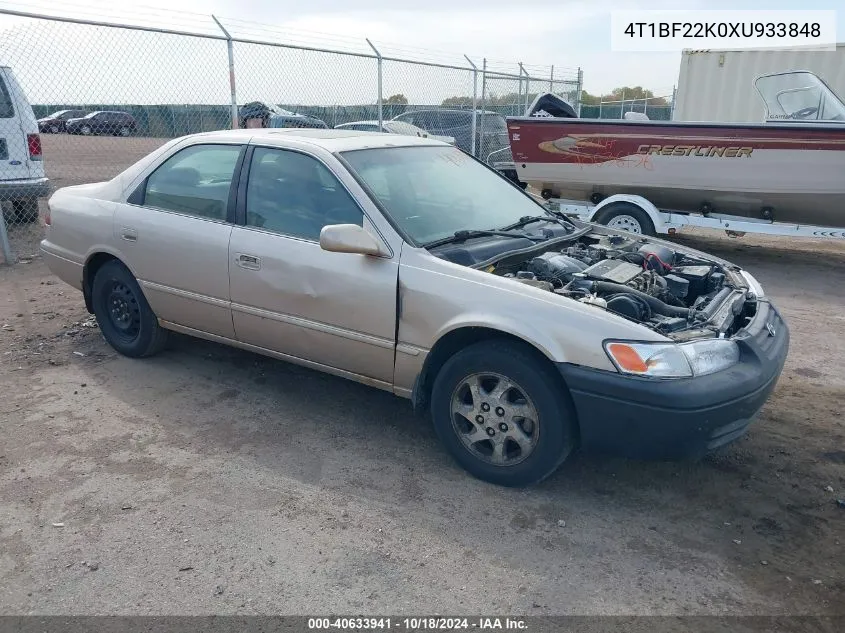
<box><xmin>308</xmin><ymin>617</ymin><xmax>528</xmax><ymax>630</ymax></box>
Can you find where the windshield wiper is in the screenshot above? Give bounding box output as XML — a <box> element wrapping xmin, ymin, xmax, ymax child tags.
<box><xmin>423</xmin><ymin>229</ymin><xmax>544</xmax><ymax>249</ymax></box>
<box><xmin>499</xmin><ymin>213</ymin><xmax>575</xmax><ymax>232</ymax></box>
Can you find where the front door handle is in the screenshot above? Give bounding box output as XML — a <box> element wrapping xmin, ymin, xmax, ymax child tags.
<box><xmin>236</xmin><ymin>253</ymin><xmax>261</xmax><ymax>270</ymax></box>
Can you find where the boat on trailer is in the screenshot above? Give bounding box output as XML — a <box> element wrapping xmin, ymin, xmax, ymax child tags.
<box><xmin>502</xmin><ymin>70</ymin><xmax>845</xmax><ymax>238</ymax></box>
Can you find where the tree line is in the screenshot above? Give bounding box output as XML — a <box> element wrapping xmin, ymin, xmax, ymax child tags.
<box><xmin>436</xmin><ymin>86</ymin><xmax>669</xmax><ymax>108</ymax></box>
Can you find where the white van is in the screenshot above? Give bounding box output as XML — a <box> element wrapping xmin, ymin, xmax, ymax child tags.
<box><xmin>1</xmin><ymin>66</ymin><xmax>48</xmax><ymax>223</ymax></box>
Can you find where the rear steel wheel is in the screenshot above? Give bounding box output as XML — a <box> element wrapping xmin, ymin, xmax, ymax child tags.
<box><xmin>104</xmin><ymin>279</ymin><xmax>142</xmax><ymax>346</ymax></box>
<box><xmin>91</xmin><ymin>259</ymin><xmax>168</xmax><ymax>357</ymax></box>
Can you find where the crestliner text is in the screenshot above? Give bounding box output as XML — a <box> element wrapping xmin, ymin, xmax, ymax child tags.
<box><xmin>637</xmin><ymin>144</ymin><xmax>754</xmax><ymax>157</ymax></box>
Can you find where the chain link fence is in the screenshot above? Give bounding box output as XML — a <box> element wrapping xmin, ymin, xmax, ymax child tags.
<box><xmin>0</xmin><ymin>8</ymin><xmax>581</xmax><ymax>264</ymax></box>
<box><xmin>580</xmin><ymin>95</ymin><xmax>674</xmax><ymax>120</ymax></box>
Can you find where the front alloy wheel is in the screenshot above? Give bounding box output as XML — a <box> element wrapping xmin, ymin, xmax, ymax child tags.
<box><xmin>431</xmin><ymin>340</ymin><xmax>578</xmax><ymax>487</ymax></box>
<box><xmin>450</xmin><ymin>372</ymin><xmax>540</xmax><ymax>466</ymax></box>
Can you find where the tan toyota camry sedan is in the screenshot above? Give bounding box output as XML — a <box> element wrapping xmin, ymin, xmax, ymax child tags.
<box><xmin>40</xmin><ymin>129</ymin><xmax>789</xmax><ymax>487</ymax></box>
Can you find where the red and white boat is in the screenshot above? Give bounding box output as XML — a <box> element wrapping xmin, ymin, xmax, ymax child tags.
<box><xmin>503</xmin><ymin>71</ymin><xmax>845</xmax><ymax>237</ymax></box>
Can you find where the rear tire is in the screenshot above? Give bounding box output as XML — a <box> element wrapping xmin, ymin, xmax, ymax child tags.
<box><xmin>91</xmin><ymin>260</ymin><xmax>168</xmax><ymax>358</ymax></box>
<box><xmin>593</xmin><ymin>202</ymin><xmax>656</xmax><ymax>236</ymax></box>
<box><xmin>430</xmin><ymin>340</ymin><xmax>578</xmax><ymax>487</ymax></box>
<box><xmin>11</xmin><ymin>198</ymin><xmax>39</xmax><ymax>223</ymax></box>
<box><xmin>119</xmin><ymin>126</ymin><xmax>130</xmax><ymax>136</ymax></box>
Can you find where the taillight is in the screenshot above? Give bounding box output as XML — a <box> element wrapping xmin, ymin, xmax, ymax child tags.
<box><xmin>27</xmin><ymin>133</ymin><xmax>42</xmax><ymax>160</ymax></box>
<box><xmin>44</xmin><ymin>202</ymin><xmax>51</xmax><ymax>226</ymax></box>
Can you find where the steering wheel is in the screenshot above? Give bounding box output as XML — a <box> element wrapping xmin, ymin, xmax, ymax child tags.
<box><xmin>791</xmin><ymin>106</ymin><xmax>819</xmax><ymax>119</ymax></box>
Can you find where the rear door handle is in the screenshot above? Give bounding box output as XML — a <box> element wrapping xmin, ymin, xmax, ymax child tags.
<box><xmin>120</xmin><ymin>227</ymin><xmax>137</xmax><ymax>242</ymax></box>
<box><xmin>236</xmin><ymin>253</ymin><xmax>261</xmax><ymax>270</ymax></box>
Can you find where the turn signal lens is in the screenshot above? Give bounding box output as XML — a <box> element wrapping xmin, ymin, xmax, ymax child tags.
<box><xmin>606</xmin><ymin>343</ymin><xmax>648</xmax><ymax>373</ymax></box>
<box><xmin>604</xmin><ymin>342</ymin><xmax>693</xmax><ymax>378</ymax></box>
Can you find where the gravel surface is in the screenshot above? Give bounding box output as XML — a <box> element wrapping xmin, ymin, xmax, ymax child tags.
<box><xmin>0</xmin><ymin>135</ymin><xmax>843</xmax><ymax>616</ymax></box>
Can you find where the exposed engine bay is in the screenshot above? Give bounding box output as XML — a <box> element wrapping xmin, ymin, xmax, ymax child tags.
<box><xmin>485</xmin><ymin>233</ymin><xmax>758</xmax><ymax>339</ymax></box>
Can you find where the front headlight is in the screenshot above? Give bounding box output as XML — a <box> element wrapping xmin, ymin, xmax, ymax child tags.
<box><xmin>605</xmin><ymin>339</ymin><xmax>740</xmax><ymax>378</ymax></box>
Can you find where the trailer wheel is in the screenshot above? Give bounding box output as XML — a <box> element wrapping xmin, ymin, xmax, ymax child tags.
<box><xmin>594</xmin><ymin>203</ymin><xmax>656</xmax><ymax>236</ymax></box>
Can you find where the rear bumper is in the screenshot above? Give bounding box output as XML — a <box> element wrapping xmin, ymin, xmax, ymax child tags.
<box><xmin>558</xmin><ymin>301</ymin><xmax>789</xmax><ymax>460</ymax></box>
<box><xmin>39</xmin><ymin>240</ymin><xmax>84</xmax><ymax>291</ymax></box>
<box><xmin>0</xmin><ymin>177</ymin><xmax>50</xmax><ymax>200</ymax></box>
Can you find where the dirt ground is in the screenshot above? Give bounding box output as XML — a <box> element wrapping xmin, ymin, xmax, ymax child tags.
<box><xmin>0</xmin><ymin>135</ymin><xmax>843</xmax><ymax>616</ymax></box>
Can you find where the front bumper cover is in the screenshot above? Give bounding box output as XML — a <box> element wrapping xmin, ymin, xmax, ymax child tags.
<box><xmin>558</xmin><ymin>300</ymin><xmax>789</xmax><ymax>460</ymax></box>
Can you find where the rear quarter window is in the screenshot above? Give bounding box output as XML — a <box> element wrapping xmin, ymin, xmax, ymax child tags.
<box><xmin>0</xmin><ymin>75</ymin><xmax>14</xmax><ymax>118</ymax></box>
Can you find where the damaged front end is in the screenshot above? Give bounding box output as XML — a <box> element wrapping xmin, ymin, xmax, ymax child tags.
<box><xmin>478</xmin><ymin>231</ymin><xmax>759</xmax><ymax>341</ymax></box>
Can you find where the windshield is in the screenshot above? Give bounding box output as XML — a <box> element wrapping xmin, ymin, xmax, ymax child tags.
<box><xmin>754</xmin><ymin>71</ymin><xmax>845</xmax><ymax>121</ymax></box>
<box><xmin>341</xmin><ymin>145</ymin><xmax>559</xmax><ymax>245</ymax></box>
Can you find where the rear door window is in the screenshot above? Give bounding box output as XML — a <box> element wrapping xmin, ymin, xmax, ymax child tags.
<box><xmin>142</xmin><ymin>144</ymin><xmax>242</xmax><ymax>221</ymax></box>
<box><xmin>0</xmin><ymin>75</ymin><xmax>14</xmax><ymax>118</ymax></box>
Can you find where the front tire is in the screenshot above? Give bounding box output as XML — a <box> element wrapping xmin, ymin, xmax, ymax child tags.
<box><xmin>91</xmin><ymin>260</ymin><xmax>168</xmax><ymax>358</ymax></box>
<box><xmin>81</xmin><ymin>125</ymin><xmax>92</xmax><ymax>135</ymax></box>
<box><xmin>430</xmin><ymin>340</ymin><xmax>578</xmax><ymax>487</ymax></box>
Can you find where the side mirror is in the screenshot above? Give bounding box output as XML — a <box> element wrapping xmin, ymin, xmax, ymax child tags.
<box><xmin>319</xmin><ymin>224</ymin><xmax>387</xmax><ymax>256</ymax></box>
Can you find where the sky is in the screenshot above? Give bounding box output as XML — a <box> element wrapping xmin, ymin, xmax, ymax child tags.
<box><xmin>0</xmin><ymin>0</ymin><xmax>842</xmax><ymax>106</ymax></box>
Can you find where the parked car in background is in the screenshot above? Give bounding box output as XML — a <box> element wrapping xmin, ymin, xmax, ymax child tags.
<box><xmin>269</xmin><ymin>111</ymin><xmax>328</xmax><ymax>129</ymax></box>
<box><xmin>335</xmin><ymin>119</ymin><xmax>455</xmax><ymax>144</ymax></box>
<box><xmin>40</xmin><ymin>129</ymin><xmax>788</xmax><ymax>487</ymax></box>
<box><xmin>65</xmin><ymin>111</ymin><xmax>137</xmax><ymax>136</ymax></box>
<box><xmin>237</xmin><ymin>102</ymin><xmax>328</xmax><ymax>130</ymax></box>
<box><xmin>0</xmin><ymin>65</ymin><xmax>48</xmax><ymax>224</ymax></box>
<box><xmin>391</xmin><ymin>109</ymin><xmax>510</xmax><ymax>162</ymax></box>
<box><xmin>37</xmin><ymin>109</ymin><xmax>88</xmax><ymax>133</ymax></box>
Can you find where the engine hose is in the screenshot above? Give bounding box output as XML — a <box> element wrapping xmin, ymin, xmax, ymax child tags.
<box><xmin>660</xmin><ymin>291</ymin><xmax>687</xmax><ymax>308</ymax></box>
<box><xmin>591</xmin><ymin>281</ymin><xmax>691</xmax><ymax>318</ymax></box>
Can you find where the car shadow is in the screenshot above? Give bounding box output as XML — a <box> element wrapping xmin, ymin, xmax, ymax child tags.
<box><xmin>68</xmin><ymin>324</ymin><xmax>842</xmax><ymax>609</ymax></box>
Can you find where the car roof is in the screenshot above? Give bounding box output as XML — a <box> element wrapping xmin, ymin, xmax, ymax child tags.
<box><xmin>184</xmin><ymin>128</ymin><xmax>448</xmax><ymax>151</ymax></box>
